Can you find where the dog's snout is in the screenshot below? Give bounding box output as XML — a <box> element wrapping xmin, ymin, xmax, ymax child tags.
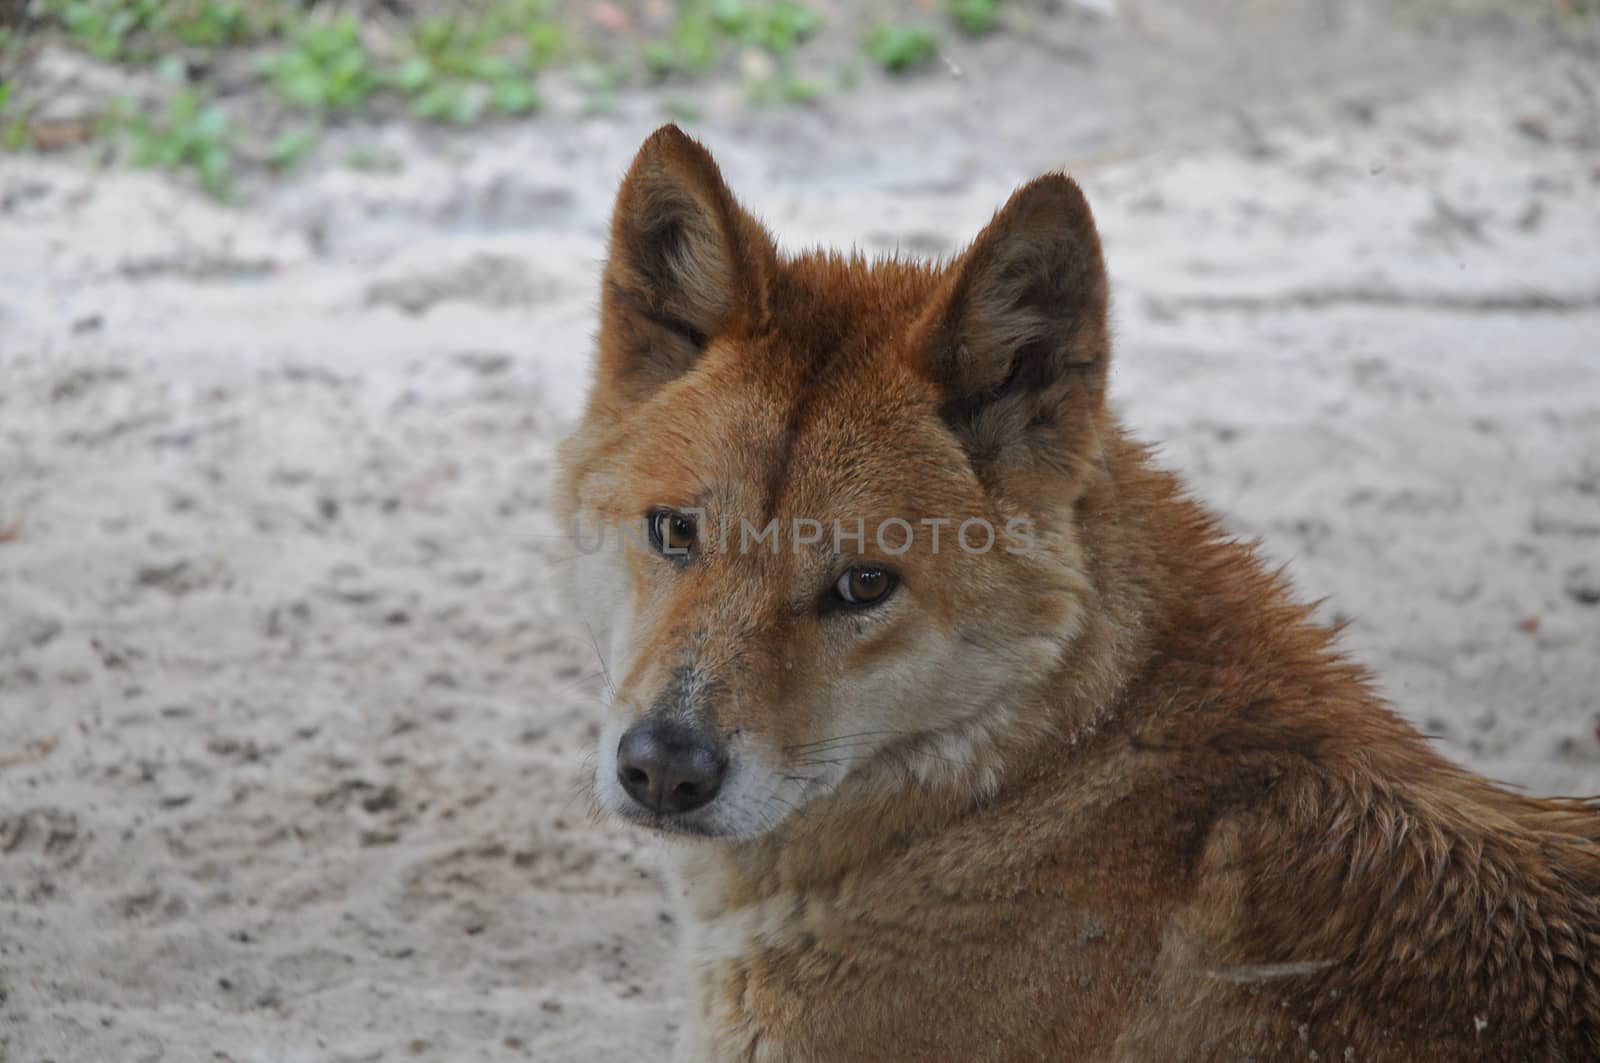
<box><xmin>616</xmin><ymin>720</ymin><xmax>727</xmax><ymax>815</ymax></box>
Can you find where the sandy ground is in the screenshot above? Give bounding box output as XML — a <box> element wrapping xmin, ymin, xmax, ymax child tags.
<box><xmin>3</xmin><ymin>3</ymin><xmax>1599</xmax><ymax>1060</ymax></box>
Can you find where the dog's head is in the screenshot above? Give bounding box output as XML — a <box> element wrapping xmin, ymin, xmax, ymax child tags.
<box><xmin>557</xmin><ymin>126</ymin><xmax>1112</xmax><ymax>839</ymax></box>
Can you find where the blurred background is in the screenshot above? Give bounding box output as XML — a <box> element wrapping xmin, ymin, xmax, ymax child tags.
<box><xmin>1</xmin><ymin>1</ymin><xmax>1598</xmax><ymax>1059</ymax></box>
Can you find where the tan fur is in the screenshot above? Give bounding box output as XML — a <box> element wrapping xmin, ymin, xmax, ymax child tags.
<box><xmin>557</xmin><ymin>126</ymin><xmax>1600</xmax><ymax>1061</ymax></box>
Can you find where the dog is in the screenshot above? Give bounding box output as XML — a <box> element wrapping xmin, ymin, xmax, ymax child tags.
<box><xmin>555</xmin><ymin>125</ymin><xmax>1600</xmax><ymax>1061</ymax></box>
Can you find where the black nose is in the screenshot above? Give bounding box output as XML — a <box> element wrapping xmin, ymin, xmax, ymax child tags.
<box><xmin>616</xmin><ymin>720</ymin><xmax>727</xmax><ymax>815</ymax></box>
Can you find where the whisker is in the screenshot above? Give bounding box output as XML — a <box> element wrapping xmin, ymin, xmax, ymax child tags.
<box><xmin>549</xmin><ymin>669</ymin><xmax>609</xmax><ymax>696</ymax></box>
<box><xmin>787</xmin><ymin>738</ymin><xmax>893</xmax><ymax>756</ymax></box>
<box><xmin>580</xmin><ymin>617</ymin><xmax>616</xmax><ymax>700</ymax></box>
<box><xmin>784</xmin><ymin>730</ymin><xmax>907</xmax><ymax>752</ymax></box>
<box><xmin>791</xmin><ymin>754</ymin><xmax>872</xmax><ymax>770</ymax></box>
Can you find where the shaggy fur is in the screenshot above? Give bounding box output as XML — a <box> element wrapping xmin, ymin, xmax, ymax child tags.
<box><xmin>556</xmin><ymin>125</ymin><xmax>1600</xmax><ymax>1062</ymax></box>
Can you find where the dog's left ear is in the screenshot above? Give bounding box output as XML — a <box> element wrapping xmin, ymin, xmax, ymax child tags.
<box><xmin>599</xmin><ymin>125</ymin><xmax>777</xmax><ymax>398</ymax></box>
<box><xmin>913</xmin><ymin>174</ymin><xmax>1111</xmax><ymax>482</ymax></box>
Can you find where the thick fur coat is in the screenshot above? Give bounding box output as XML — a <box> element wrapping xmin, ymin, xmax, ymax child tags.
<box><xmin>555</xmin><ymin>126</ymin><xmax>1600</xmax><ymax>1061</ymax></box>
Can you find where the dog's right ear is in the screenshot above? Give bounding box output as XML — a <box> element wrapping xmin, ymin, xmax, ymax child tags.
<box><xmin>599</xmin><ymin>125</ymin><xmax>776</xmax><ymax>397</ymax></box>
<box><xmin>910</xmin><ymin>174</ymin><xmax>1111</xmax><ymax>488</ymax></box>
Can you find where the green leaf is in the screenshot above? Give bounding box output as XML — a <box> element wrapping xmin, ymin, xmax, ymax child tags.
<box><xmin>450</xmin><ymin>90</ymin><xmax>485</xmax><ymax>123</ymax></box>
<box><xmin>710</xmin><ymin>0</ymin><xmax>751</xmax><ymax>36</ymax></box>
<box><xmin>759</xmin><ymin>3</ymin><xmax>823</xmax><ymax>55</ymax></box>
<box><xmin>470</xmin><ymin>55</ymin><xmax>516</xmax><ymax>81</ymax></box>
<box><xmin>283</xmin><ymin>70</ymin><xmax>325</xmax><ymax>108</ymax></box>
<box><xmin>411</xmin><ymin>82</ymin><xmax>482</xmax><ymax>123</ymax></box>
<box><xmin>642</xmin><ymin>41</ymin><xmax>676</xmax><ymax>75</ymax></box>
<box><xmin>946</xmin><ymin>0</ymin><xmax>1000</xmax><ymax>36</ymax></box>
<box><xmin>2</xmin><ymin>116</ymin><xmax>28</xmax><ymax>153</ymax></box>
<box><xmin>864</xmin><ymin>24</ymin><xmax>938</xmax><ymax>73</ymax></box>
<box><xmin>780</xmin><ymin>77</ymin><xmax>823</xmax><ymax>103</ymax></box>
<box><xmin>391</xmin><ymin>57</ymin><xmax>434</xmax><ymax>94</ymax></box>
<box><xmin>155</xmin><ymin>55</ymin><xmax>186</xmax><ymax>83</ymax></box>
<box><xmin>194</xmin><ymin>105</ymin><xmax>228</xmax><ymax>141</ymax></box>
<box><xmin>262</xmin><ymin>16</ymin><xmax>376</xmax><ymax>112</ymax></box>
<box><xmin>197</xmin><ymin>147</ymin><xmax>231</xmax><ymax>199</ymax></box>
<box><xmin>268</xmin><ymin>128</ymin><xmax>319</xmax><ymax>169</ymax></box>
<box><xmin>524</xmin><ymin>22</ymin><xmax>565</xmax><ymax>68</ymax></box>
<box><xmin>490</xmin><ymin>79</ymin><xmax>540</xmax><ymax>116</ymax></box>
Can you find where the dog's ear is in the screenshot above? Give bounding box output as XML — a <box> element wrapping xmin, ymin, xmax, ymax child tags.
<box><xmin>599</xmin><ymin>125</ymin><xmax>776</xmax><ymax>396</ymax></box>
<box><xmin>913</xmin><ymin>174</ymin><xmax>1111</xmax><ymax>482</ymax></box>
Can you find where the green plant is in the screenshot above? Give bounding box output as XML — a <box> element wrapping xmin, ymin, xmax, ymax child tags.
<box><xmin>166</xmin><ymin>0</ymin><xmax>269</xmax><ymax>47</ymax></box>
<box><xmin>473</xmin><ymin>0</ymin><xmax>567</xmax><ymax>68</ymax></box>
<box><xmin>154</xmin><ymin>54</ymin><xmax>187</xmax><ymax>82</ymax></box>
<box><xmin>489</xmin><ymin>78</ymin><xmax>540</xmax><ymax>115</ymax></box>
<box><xmin>575</xmin><ymin>61</ymin><xmax>625</xmax><ymax>114</ymax></box>
<box><xmin>864</xmin><ymin>24</ymin><xmax>938</xmax><ymax>73</ymax></box>
<box><xmin>267</xmin><ymin>127</ymin><xmax>318</xmax><ymax>170</ymax></box>
<box><xmin>124</xmin><ymin>90</ymin><xmax>234</xmax><ymax>198</ymax></box>
<box><xmin>947</xmin><ymin>0</ymin><xmax>1000</xmax><ymax>36</ymax></box>
<box><xmin>645</xmin><ymin>0</ymin><xmax>825</xmax><ymax>77</ymax></box>
<box><xmin>409</xmin><ymin>82</ymin><xmax>486</xmax><ymax>123</ymax></box>
<box><xmin>643</xmin><ymin>6</ymin><xmax>720</xmax><ymax>77</ymax></box>
<box><xmin>35</xmin><ymin>0</ymin><xmax>285</xmax><ymax>60</ymax></box>
<box><xmin>261</xmin><ymin>16</ymin><xmax>378</xmax><ymax>111</ymax></box>
<box><xmin>0</xmin><ymin>82</ymin><xmax>29</xmax><ymax>152</ymax></box>
<box><xmin>410</xmin><ymin>13</ymin><xmax>514</xmax><ymax>79</ymax></box>
<box><xmin>37</xmin><ymin>0</ymin><xmax>163</xmax><ymax>60</ymax></box>
<box><xmin>344</xmin><ymin>145</ymin><xmax>403</xmax><ymax>173</ymax></box>
<box><xmin>747</xmin><ymin>74</ymin><xmax>824</xmax><ymax>106</ymax></box>
<box><xmin>645</xmin><ymin>1</ymin><xmax>824</xmax><ymax>79</ymax></box>
<box><xmin>394</xmin><ymin>9</ymin><xmax>541</xmax><ymax>122</ymax></box>
<box><xmin>711</xmin><ymin>0</ymin><xmax>822</xmax><ymax>55</ymax></box>
<box><xmin>522</xmin><ymin>19</ymin><xmax>566</xmax><ymax>68</ymax></box>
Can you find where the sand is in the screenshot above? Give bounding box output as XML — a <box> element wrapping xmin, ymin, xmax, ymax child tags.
<box><xmin>2</xmin><ymin>4</ymin><xmax>1598</xmax><ymax>1060</ymax></box>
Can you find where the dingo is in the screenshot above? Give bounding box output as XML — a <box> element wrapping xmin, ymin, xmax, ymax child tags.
<box><xmin>556</xmin><ymin>126</ymin><xmax>1600</xmax><ymax>1061</ymax></box>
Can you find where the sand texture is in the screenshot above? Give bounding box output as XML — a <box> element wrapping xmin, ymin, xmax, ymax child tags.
<box><xmin>2</xmin><ymin>4</ymin><xmax>1598</xmax><ymax>1059</ymax></box>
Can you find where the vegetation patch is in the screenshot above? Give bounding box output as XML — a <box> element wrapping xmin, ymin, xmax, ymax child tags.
<box><xmin>260</xmin><ymin>15</ymin><xmax>378</xmax><ymax>112</ymax></box>
<box><xmin>863</xmin><ymin>23</ymin><xmax>938</xmax><ymax>73</ymax></box>
<box><xmin>122</xmin><ymin>88</ymin><xmax>235</xmax><ymax>198</ymax></box>
<box><xmin>1</xmin><ymin>1</ymin><xmax>1031</xmax><ymax>198</ymax></box>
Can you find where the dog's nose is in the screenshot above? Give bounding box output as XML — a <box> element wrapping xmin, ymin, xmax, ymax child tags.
<box><xmin>616</xmin><ymin>720</ymin><xmax>727</xmax><ymax>815</ymax></box>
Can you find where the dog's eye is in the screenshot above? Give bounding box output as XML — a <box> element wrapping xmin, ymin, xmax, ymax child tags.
<box><xmin>833</xmin><ymin>565</ymin><xmax>897</xmax><ymax>608</ymax></box>
<box><xmin>648</xmin><ymin>509</ymin><xmax>697</xmax><ymax>559</ymax></box>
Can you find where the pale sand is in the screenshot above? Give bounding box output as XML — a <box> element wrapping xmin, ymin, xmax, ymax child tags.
<box><xmin>2</xmin><ymin>6</ymin><xmax>1598</xmax><ymax>1060</ymax></box>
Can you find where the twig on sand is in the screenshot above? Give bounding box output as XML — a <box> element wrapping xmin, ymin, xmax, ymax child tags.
<box><xmin>0</xmin><ymin>735</ymin><xmax>60</xmax><ymax>770</ymax></box>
